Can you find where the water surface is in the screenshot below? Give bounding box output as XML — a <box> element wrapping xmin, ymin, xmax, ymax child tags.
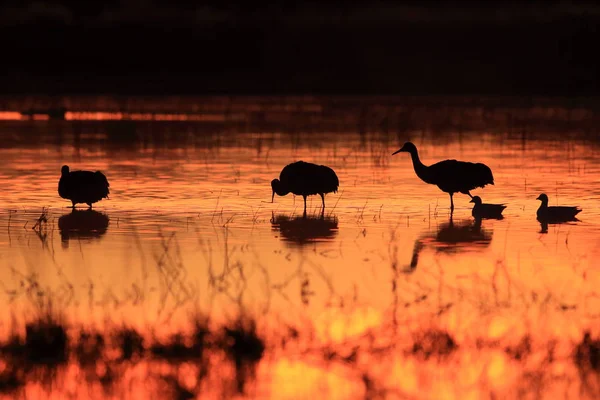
<box><xmin>0</xmin><ymin>96</ymin><xmax>599</xmax><ymax>399</ymax></box>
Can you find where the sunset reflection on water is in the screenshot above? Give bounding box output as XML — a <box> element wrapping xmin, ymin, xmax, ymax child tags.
<box><xmin>0</xmin><ymin>97</ymin><xmax>599</xmax><ymax>398</ymax></box>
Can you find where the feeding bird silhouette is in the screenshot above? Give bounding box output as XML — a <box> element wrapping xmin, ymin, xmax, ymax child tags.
<box><xmin>58</xmin><ymin>165</ymin><xmax>110</xmax><ymax>209</ymax></box>
<box><xmin>470</xmin><ymin>196</ymin><xmax>506</xmax><ymax>219</ymax></box>
<box><xmin>271</xmin><ymin>161</ymin><xmax>339</xmax><ymax>216</ymax></box>
<box><xmin>392</xmin><ymin>142</ymin><xmax>494</xmax><ymax>213</ymax></box>
<box><xmin>536</xmin><ymin>193</ymin><xmax>581</xmax><ymax>222</ymax></box>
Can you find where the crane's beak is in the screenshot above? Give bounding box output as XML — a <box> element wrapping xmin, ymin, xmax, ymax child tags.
<box><xmin>469</xmin><ymin>198</ymin><xmax>475</xmax><ymax>203</ymax></box>
<box><xmin>392</xmin><ymin>144</ymin><xmax>407</xmax><ymax>155</ymax></box>
<box><xmin>271</xmin><ymin>190</ymin><xmax>275</xmax><ymax>203</ymax></box>
<box><xmin>535</xmin><ymin>195</ymin><xmax>541</xmax><ymax>200</ymax></box>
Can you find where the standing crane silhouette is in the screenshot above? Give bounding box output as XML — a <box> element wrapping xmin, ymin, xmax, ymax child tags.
<box><xmin>271</xmin><ymin>161</ymin><xmax>339</xmax><ymax>217</ymax></box>
<box><xmin>58</xmin><ymin>165</ymin><xmax>110</xmax><ymax>209</ymax></box>
<box><xmin>392</xmin><ymin>142</ymin><xmax>494</xmax><ymax>214</ymax></box>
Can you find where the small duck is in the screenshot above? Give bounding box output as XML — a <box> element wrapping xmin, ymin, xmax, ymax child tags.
<box><xmin>469</xmin><ymin>196</ymin><xmax>506</xmax><ymax>219</ymax></box>
<box><xmin>536</xmin><ymin>193</ymin><xmax>581</xmax><ymax>222</ymax></box>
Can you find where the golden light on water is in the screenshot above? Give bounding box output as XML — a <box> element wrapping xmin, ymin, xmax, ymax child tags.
<box><xmin>0</xmin><ymin>97</ymin><xmax>599</xmax><ymax>398</ymax></box>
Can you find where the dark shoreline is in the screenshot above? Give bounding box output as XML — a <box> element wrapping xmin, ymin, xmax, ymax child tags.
<box><xmin>1</xmin><ymin>8</ymin><xmax>599</xmax><ymax>97</ymax></box>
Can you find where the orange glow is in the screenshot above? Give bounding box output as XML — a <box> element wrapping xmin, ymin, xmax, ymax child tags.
<box><xmin>270</xmin><ymin>359</ymin><xmax>362</xmax><ymax>399</ymax></box>
<box><xmin>315</xmin><ymin>307</ymin><xmax>383</xmax><ymax>342</ymax></box>
<box><xmin>0</xmin><ymin>111</ymin><xmax>22</xmax><ymax>120</ymax></box>
<box><xmin>0</xmin><ymin>98</ymin><xmax>599</xmax><ymax>398</ymax></box>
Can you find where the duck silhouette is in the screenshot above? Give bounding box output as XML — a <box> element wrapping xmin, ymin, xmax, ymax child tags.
<box><xmin>470</xmin><ymin>196</ymin><xmax>506</xmax><ymax>219</ymax></box>
<box><xmin>536</xmin><ymin>193</ymin><xmax>581</xmax><ymax>223</ymax></box>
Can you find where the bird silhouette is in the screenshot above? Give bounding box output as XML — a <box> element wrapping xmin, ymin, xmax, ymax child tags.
<box><xmin>271</xmin><ymin>161</ymin><xmax>339</xmax><ymax>216</ymax></box>
<box><xmin>470</xmin><ymin>196</ymin><xmax>506</xmax><ymax>219</ymax></box>
<box><xmin>58</xmin><ymin>165</ymin><xmax>110</xmax><ymax>209</ymax></box>
<box><xmin>536</xmin><ymin>193</ymin><xmax>581</xmax><ymax>223</ymax></box>
<box><xmin>392</xmin><ymin>142</ymin><xmax>494</xmax><ymax>214</ymax></box>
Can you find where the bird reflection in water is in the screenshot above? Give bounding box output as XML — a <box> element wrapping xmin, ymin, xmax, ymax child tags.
<box><xmin>270</xmin><ymin>212</ymin><xmax>338</xmax><ymax>246</ymax></box>
<box><xmin>58</xmin><ymin>209</ymin><xmax>110</xmax><ymax>248</ymax></box>
<box><xmin>406</xmin><ymin>217</ymin><xmax>492</xmax><ymax>272</ymax></box>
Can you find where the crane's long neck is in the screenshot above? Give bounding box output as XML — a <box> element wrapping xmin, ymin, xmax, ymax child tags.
<box><xmin>409</xmin><ymin>150</ymin><xmax>430</xmax><ymax>183</ymax></box>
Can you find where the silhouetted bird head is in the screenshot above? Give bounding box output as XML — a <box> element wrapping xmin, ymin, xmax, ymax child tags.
<box><xmin>271</xmin><ymin>179</ymin><xmax>289</xmax><ymax>202</ymax></box>
<box><xmin>392</xmin><ymin>141</ymin><xmax>417</xmax><ymax>155</ymax></box>
<box><xmin>469</xmin><ymin>196</ymin><xmax>483</xmax><ymax>205</ymax></box>
<box><xmin>61</xmin><ymin>165</ymin><xmax>70</xmax><ymax>175</ymax></box>
<box><xmin>536</xmin><ymin>193</ymin><xmax>549</xmax><ymax>204</ymax></box>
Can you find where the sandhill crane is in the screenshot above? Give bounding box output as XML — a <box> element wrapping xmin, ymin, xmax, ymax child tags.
<box><xmin>392</xmin><ymin>142</ymin><xmax>494</xmax><ymax>214</ymax></box>
<box><xmin>58</xmin><ymin>165</ymin><xmax>110</xmax><ymax>209</ymax></box>
<box><xmin>271</xmin><ymin>161</ymin><xmax>339</xmax><ymax>216</ymax></box>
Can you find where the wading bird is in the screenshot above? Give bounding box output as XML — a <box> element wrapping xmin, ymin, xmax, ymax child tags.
<box><xmin>271</xmin><ymin>161</ymin><xmax>339</xmax><ymax>216</ymax></box>
<box><xmin>58</xmin><ymin>165</ymin><xmax>110</xmax><ymax>209</ymax></box>
<box><xmin>392</xmin><ymin>142</ymin><xmax>494</xmax><ymax>214</ymax></box>
<box><xmin>470</xmin><ymin>196</ymin><xmax>506</xmax><ymax>219</ymax></box>
<box><xmin>536</xmin><ymin>193</ymin><xmax>581</xmax><ymax>222</ymax></box>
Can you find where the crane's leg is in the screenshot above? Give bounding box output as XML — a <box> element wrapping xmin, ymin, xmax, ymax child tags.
<box><xmin>87</xmin><ymin>203</ymin><xmax>93</xmax><ymax>209</ymax></box>
<box><xmin>303</xmin><ymin>195</ymin><xmax>307</xmax><ymax>218</ymax></box>
<box><xmin>319</xmin><ymin>193</ymin><xmax>325</xmax><ymax>216</ymax></box>
<box><xmin>71</xmin><ymin>201</ymin><xmax>76</xmax><ymax>209</ymax></box>
<box><xmin>449</xmin><ymin>193</ymin><xmax>454</xmax><ymax>214</ymax></box>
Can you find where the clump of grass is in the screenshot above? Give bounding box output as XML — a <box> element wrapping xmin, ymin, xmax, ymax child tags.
<box><xmin>410</xmin><ymin>329</ymin><xmax>457</xmax><ymax>360</ymax></box>
<box><xmin>505</xmin><ymin>335</ymin><xmax>532</xmax><ymax>361</ymax></box>
<box><xmin>25</xmin><ymin>318</ymin><xmax>68</xmax><ymax>365</ymax></box>
<box><xmin>219</xmin><ymin>318</ymin><xmax>265</xmax><ymax>394</ymax></box>
<box><xmin>151</xmin><ymin>333</ymin><xmax>190</xmax><ymax>360</ymax></box>
<box><xmin>575</xmin><ymin>331</ymin><xmax>600</xmax><ymax>371</ymax></box>
<box><xmin>0</xmin><ymin>364</ymin><xmax>23</xmax><ymax>394</ymax></box>
<box><xmin>0</xmin><ymin>312</ymin><xmax>68</xmax><ymax>394</ymax></box>
<box><xmin>114</xmin><ymin>327</ymin><xmax>145</xmax><ymax>362</ymax></box>
<box><xmin>158</xmin><ymin>375</ymin><xmax>196</xmax><ymax>400</ymax></box>
<box><xmin>1</xmin><ymin>316</ymin><xmax>68</xmax><ymax>366</ymax></box>
<box><xmin>222</xmin><ymin>319</ymin><xmax>265</xmax><ymax>366</ymax></box>
<box><xmin>151</xmin><ymin>319</ymin><xmax>209</xmax><ymax>362</ymax></box>
<box><xmin>75</xmin><ymin>330</ymin><xmax>105</xmax><ymax>367</ymax></box>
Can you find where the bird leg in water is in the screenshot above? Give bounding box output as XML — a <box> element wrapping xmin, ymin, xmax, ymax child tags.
<box><xmin>71</xmin><ymin>201</ymin><xmax>76</xmax><ymax>209</ymax></box>
<box><xmin>303</xmin><ymin>195</ymin><xmax>307</xmax><ymax>215</ymax></box>
<box><xmin>271</xmin><ymin>190</ymin><xmax>275</xmax><ymax>203</ymax></box>
<box><xmin>319</xmin><ymin>193</ymin><xmax>325</xmax><ymax>212</ymax></box>
<box><xmin>449</xmin><ymin>193</ymin><xmax>454</xmax><ymax>213</ymax></box>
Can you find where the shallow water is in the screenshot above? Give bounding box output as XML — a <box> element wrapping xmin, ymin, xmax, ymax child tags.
<box><xmin>0</xmin><ymin>96</ymin><xmax>599</xmax><ymax>399</ymax></box>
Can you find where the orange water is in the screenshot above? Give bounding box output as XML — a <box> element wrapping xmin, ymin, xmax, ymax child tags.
<box><xmin>0</xmin><ymin>97</ymin><xmax>599</xmax><ymax>399</ymax></box>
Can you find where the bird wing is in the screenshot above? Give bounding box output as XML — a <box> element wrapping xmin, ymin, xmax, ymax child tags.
<box><xmin>95</xmin><ymin>171</ymin><xmax>110</xmax><ymax>192</ymax></box>
<box><xmin>319</xmin><ymin>165</ymin><xmax>339</xmax><ymax>193</ymax></box>
<box><xmin>549</xmin><ymin>206</ymin><xmax>582</xmax><ymax>214</ymax></box>
<box><xmin>428</xmin><ymin>159</ymin><xmax>494</xmax><ymax>192</ymax></box>
<box><xmin>69</xmin><ymin>170</ymin><xmax>110</xmax><ymax>198</ymax></box>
